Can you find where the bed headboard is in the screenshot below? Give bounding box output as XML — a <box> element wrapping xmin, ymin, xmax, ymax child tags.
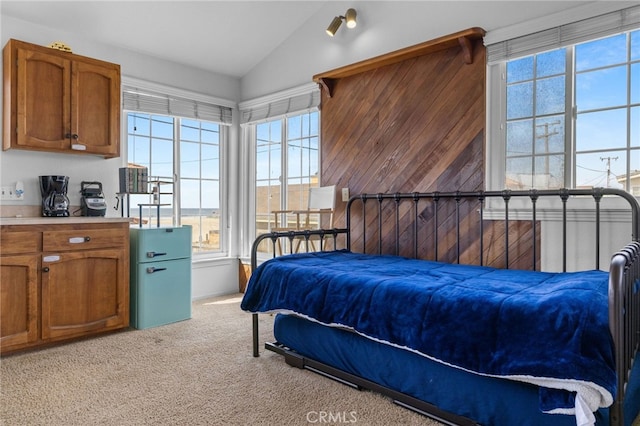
<box><xmin>252</xmin><ymin>188</ymin><xmax>640</xmax><ymax>273</ymax></box>
<box><xmin>345</xmin><ymin>188</ymin><xmax>640</xmax><ymax>272</ymax></box>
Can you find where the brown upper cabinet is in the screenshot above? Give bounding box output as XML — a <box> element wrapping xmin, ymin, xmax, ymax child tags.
<box><xmin>2</xmin><ymin>39</ymin><xmax>121</xmax><ymax>158</ymax></box>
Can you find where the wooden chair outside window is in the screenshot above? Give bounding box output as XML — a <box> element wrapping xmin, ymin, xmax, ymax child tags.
<box><xmin>272</xmin><ymin>185</ymin><xmax>336</xmax><ymax>253</ymax></box>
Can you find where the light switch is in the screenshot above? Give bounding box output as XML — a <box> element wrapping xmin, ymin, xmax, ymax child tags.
<box><xmin>341</xmin><ymin>187</ymin><xmax>350</xmax><ymax>202</ymax></box>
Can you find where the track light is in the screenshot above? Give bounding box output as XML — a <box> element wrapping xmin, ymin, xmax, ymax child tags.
<box><xmin>326</xmin><ymin>8</ymin><xmax>357</xmax><ymax>37</ymax></box>
<box><xmin>345</xmin><ymin>8</ymin><xmax>357</xmax><ymax>29</ymax></box>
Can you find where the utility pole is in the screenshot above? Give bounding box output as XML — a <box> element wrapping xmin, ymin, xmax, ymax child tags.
<box><xmin>535</xmin><ymin>121</ymin><xmax>560</xmax><ymax>183</ymax></box>
<box><xmin>600</xmin><ymin>156</ymin><xmax>618</xmax><ymax>187</ymax></box>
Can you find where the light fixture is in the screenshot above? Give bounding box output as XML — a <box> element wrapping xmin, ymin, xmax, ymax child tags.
<box><xmin>326</xmin><ymin>8</ymin><xmax>357</xmax><ymax>37</ymax></box>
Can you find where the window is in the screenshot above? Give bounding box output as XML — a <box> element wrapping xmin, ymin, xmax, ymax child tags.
<box><xmin>505</xmin><ymin>49</ymin><xmax>567</xmax><ymax>189</ymax></box>
<box><xmin>255</xmin><ymin>111</ymin><xmax>319</xmax><ymax>237</ymax></box>
<box><xmin>487</xmin><ymin>5</ymin><xmax>640</xmax><ymax>192</ymax></box>
<box><xmin>239</xmin><ymin>83</ymin><xmax>321</xmax><ymax>256</ymax></box>
<box><xmin>126</xmin><ymin>113</ymin><xmax>225</xmax><ymax>254</ymax></box>
<box><xmin>502</xmin><ymin>30</ymin><xmax>639</xmax><ymax>190</ymax></box>
<box><xmin>123</xmin><ymin>82</ymin><xmax>232</xmax><ymax>256</ymax></box>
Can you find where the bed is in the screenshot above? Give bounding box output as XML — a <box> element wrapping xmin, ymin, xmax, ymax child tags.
<box><xmin>241</xmin><ymin>188</ymin><xmax>640</xmax><ymax>426</ymax></box>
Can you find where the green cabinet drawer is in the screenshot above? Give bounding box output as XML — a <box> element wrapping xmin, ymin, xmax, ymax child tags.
<box><xmin>130</xmin><ymin>226</ymin><xmax>191</xmax><ymax>263</ymax></box>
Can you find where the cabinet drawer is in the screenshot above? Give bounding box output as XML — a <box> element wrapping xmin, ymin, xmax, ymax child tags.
<box><xmin>43</xmin><ymin>228</ymin><xmax>125</xmax><ymax>251</ymax></box>
<box><xmin>0</xmin><ymin>230</ymin><xmax>41</xmax><ymax>254</ymax></box>
<box><xmin>130</xmin><ymin>226</ymin><xmax>191</xmax><ymax>263</ymax></box>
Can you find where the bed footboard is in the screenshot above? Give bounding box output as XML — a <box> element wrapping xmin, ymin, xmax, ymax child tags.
<box><xmin>250</xmin><ymin>228</ymin><xmax>347</xmax><ymax>357</ymax></box>
<box><xmin>608</xmin><ymin>241</ymin><xmax>640</xmax><ymax>426</ymax></box>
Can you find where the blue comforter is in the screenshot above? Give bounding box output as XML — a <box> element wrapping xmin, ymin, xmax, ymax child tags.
<box><xmin>241</xmin><ymin>250</ymin><xmax>616</xmax><ymax>414</ymax></box>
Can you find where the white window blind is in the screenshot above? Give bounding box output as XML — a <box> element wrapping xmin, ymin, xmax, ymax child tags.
<box><xmin>122</xmin><ymin>85</ymin><xmax>233</xmax><ymax>125</ymax></box>
<box><xmin>239</xmin><ymin>83</ymin><xmax>320</xmax><ymax>124</ymax></box>
<box><xmin>486</xmin><ymin>5</ymin><xmax>640</xmax><ymax>64</ymax></box>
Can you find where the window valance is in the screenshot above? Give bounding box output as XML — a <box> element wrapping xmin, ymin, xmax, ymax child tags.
<box><xmin>123</xmin><ymin>85</ymin><xmax>233</xmax><ymax>125</ymax></box>
<box><xmin>486</xmin><ymin>5</ymin><xmax>640</xmax><ymax>64</ymax></box>
<box><xmin>239</xmin><ymin>83</ymin><xmax>320</xmax><ymax>124</ymax></box>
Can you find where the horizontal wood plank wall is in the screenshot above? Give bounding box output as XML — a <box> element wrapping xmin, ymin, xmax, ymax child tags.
<box><xmin>319</xmin><ymin>38</ymin><xmax>538</xmax><ymax>267</ymax></box>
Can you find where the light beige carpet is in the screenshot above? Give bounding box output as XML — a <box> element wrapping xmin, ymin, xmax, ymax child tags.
<box><xmin>1</xmin><ymin>294</ymin><xmax>439</xmax><ymax>426</ymax></box>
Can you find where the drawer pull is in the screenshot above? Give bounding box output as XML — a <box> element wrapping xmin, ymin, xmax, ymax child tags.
<box><xmin>146</xmin><ymin>251</ymin><xmax>167</xmax><ymax>258</ymax></box>
<box><xmin>43</xmin><ymin>255</ymin><xmax>60</xmax><ymax>263</ymax></box>
<box><xmin>42</xmin><ymin>267</ymin><xmax>50</xmax><ymax>273</ymax></box>
<box><xmin>146</xmin><ymin>267</ymin><xmax>167</xmax><ymax>274</ymax></box>
<box><xmin>69</xmin><ymin>236</ymin><xmax>90</xmax><ymax>244</ymax></box>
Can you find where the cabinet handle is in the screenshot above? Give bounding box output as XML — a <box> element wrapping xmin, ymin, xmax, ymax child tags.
<box><xmin>69</xmin><ymin>236</ymin><xmax>90</xmax><ymax>244</ymax></box>
<box><xmin>42</xmin><ymin>267</ymin><xmax>50</xmax><ymax>273</ymax></box>
<box><xmin>64</xmin><ymin>133</ymin><xmax>79</xmax><ymax>139</ymax></box>
<box><xmin>146</xmin><ymin>251</ymin><xmax>167</xmax><ymax>258</ymax></box>
<box><xmin>146</xmin><ymin>267</ymin><xmax>167</xmax><ymax>274</ymax></box>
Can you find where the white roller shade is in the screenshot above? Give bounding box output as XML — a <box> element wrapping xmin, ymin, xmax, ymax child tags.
<box><xmin>123</xmin><ymin>85</ymin><xmax>233</xmax><ymax>125</ymax></box>
<box><xmin>486</xmin><ymin>5</ymin><xmax>640</xmax><ymax>64</ymax></box>
<box><xmin>239</xmin><ymin>83</ymin><xmax>320</xmax><ymax>124</ymax></box>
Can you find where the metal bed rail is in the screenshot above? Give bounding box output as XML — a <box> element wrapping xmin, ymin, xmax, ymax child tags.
<box><xmin>250</xmin><ymin>228</ymin><xmax>347</xmax><ymax>357</ymax></box>
<box><xmin>608</xmin><ymin>241</ymin><xmax>640</xmax><ymax>426</ymax></box>
<box><xmin>345</xmin><ymin>188</ymin><xmax>640</xmax><ymax>272</ymax></box>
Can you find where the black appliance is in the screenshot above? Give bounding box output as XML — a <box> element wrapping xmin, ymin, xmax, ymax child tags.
<box><xmin>40</xmin><ymin>175</ymin><xmax>70</xmax><ymax>217</ymax></box>
<box><xmin>80</xmin><ymin>181</ymin><xmax>107</xmax><ymax>216</ymax></box>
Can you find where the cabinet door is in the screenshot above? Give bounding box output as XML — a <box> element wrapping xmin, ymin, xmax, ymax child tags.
<box><xmin>130</xmin><ymin>258</ymin><xmax>192</xmax><ymax>329</ymax></box>
<box><xmin>71</xmin><ymin>60</ymin><xmax>120</xmax><ymax>157</ymax></box>
<box><xmin>41</xmin><ymin>248</ymin><xmax>129</xmax><ymax>341</ymax></box>
<box><xmin>16</xmin><ymin>47</ymin><xmax>71</xmax><ymax>150</ymax></box>
<box><xmin>0</xmin><ymin>254</ymin><xmax>39</xmax><ymax>353</ymax></box>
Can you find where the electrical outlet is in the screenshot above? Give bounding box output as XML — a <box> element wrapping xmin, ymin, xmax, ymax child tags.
<box><xmin>15</xmin><ymin>181</ymin><xmax>24</xmax><ymax>200</ymax></box>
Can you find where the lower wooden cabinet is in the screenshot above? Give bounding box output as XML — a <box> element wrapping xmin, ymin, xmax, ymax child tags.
<box><xmin>0</xmin><ymin>254</ymin><xmax>39</xmax><ymax>349</ymax></box>
<box><xmin>0</xmin><ymin>220</ymin><xmax>129</xmax><ymax>355</ymax></box>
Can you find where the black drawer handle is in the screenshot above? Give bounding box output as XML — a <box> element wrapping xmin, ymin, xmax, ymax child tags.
<box><xmin>42</xmin><ymin>267</ymin><xmax>50</xmax><ymax>273</ymax></box>
<box><xmin>146</xmin><ymin>267</ymin><xmax>167</xmax><ymax>274</ymax></box>
<box><xmin>146</xmin><ymin>251</ymin><xmax>167</xmax><ymax>258</ymax></box>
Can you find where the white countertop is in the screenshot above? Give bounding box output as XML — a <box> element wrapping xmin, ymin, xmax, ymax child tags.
<box><xmin>0</xmin><ymin>216</ymin><xmax>132</xmax><ymax>226</ymax></box>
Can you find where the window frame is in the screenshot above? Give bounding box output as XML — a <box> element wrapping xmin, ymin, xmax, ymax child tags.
<box><xmin>122</xmin><ymin>78</ymin><xmax>233</xmax><ymax>259</ymax></box>
<box><xmin>239</xmin><ymin>83</ymin><xmax>321</xmax><ymax>258</ymax></box>
<box><xmin>253</xmin><ymin>110</ymin><xmax>320</xmax><ymax>238</ymax></box>
<box><xmin>487</xmin><ymin>27</ymin><xmax>640</xmax><ymax>195</ymax></box>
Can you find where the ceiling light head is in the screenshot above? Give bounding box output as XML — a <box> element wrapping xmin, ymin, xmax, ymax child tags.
<box><xmin>326</xmin><ymin>8</ymin><xmax>357</xmax><ymax>37</ymax></box>
<box><xmin>345</xmin><ymin>8</ymin><xmax>357</xmax><ymax>29</ymax></box>
<box><xmin>326</xmin><ymin>16</ymin><xmax>342</xmax><ymax>37</ymax></box>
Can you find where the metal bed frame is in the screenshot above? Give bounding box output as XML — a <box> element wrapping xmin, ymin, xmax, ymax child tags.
<box><xmin>249</xmin><ymin>188</ymin><xmax>640</xmax><ymax>426</ymax></box>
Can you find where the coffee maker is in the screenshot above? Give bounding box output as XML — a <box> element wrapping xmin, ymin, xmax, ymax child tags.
<box><xmin>40</xmin><ymin>175</ymin><xmax>70</xmax><ymax>217</ymax></box>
